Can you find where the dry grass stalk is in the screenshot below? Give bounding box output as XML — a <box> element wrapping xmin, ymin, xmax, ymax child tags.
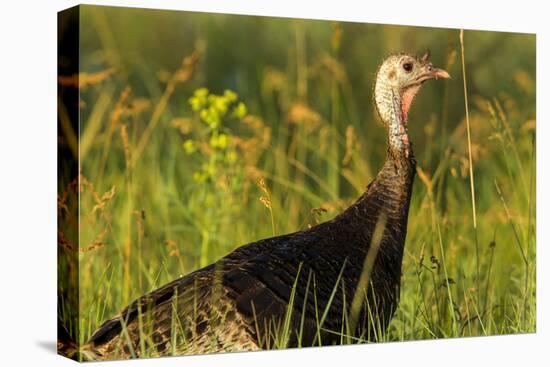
<box><xmin>460</xmin><ymin>29</ymin><xmax>480</xmax><ymax>304</ymax></box>
<box><xmin>58</xmin><ymin>67</ymin><xmax>116</xmax><ymax>89</ymax></box>
<box><xmin>133</xmin><ymin>51</ymin><xmax>200</xmax><ymax>166</ymax></box>
<box><xmin>120</xmin><ymin>123</ymin><xmax>131</xmax><ymax>169</ymax></box>
<box><xmin>257</xmin><ymin>177</ymin><xmax>276</xmax><ymax>235</ymax></box>
<box><xmin>342</xmin><ymin>125</ymin><xmax>355</xmax><ymax>166</ymax></box>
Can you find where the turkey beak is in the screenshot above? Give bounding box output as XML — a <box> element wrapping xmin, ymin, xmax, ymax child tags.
<box><xmin>417</xmin><ymin>64</ymin><xmax>451</xmax><ymax>83</ymax></box>
<box><xmin>432</xmin><ymin>67</ymin><xmax>451</xmax><ymax>80</ymax></box>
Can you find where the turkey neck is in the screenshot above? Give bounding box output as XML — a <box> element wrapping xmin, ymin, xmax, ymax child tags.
<box><xmin>370</xmin><ymin>70</ymin><xmax>417</xmax><ymax>222</ymax></box>
<box><xmin>337</xmin><ymin>80</ymin><xmax>416</xmax><ymax>257</ymax></box>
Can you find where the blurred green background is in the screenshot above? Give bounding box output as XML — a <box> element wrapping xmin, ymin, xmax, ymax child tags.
<box><xmin>58</xmin><ymin>5</ymin><xmax>536</xmax><ymax>347</ymax></box>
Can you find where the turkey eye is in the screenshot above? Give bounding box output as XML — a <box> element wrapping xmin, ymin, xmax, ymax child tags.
<box><xmin>403</xmin><ymin>62</ymin><xmax>413</xmax><ymax>72</ymax></box>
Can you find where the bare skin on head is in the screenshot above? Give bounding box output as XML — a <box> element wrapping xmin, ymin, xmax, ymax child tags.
<box><xmin>374</xmin><ymin>52</ymin><xmax>450</xmax><ymax>158</ymax></box>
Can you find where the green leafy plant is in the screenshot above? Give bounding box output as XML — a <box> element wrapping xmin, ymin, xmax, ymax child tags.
<box><xmin>184</xmin><ymin>88</ymin><xmax>246</xmax><ymax>183</ymax></box>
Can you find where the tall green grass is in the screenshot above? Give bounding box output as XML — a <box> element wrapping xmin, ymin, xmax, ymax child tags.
<box><xmin>58</xmin><ymin>6</ymin><xmax>536</xmax><ymax>357</ymax></box>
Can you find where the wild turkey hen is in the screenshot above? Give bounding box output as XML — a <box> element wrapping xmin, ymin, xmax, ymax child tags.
<box><xmin>78</xmin><ymin>52</ymin><xmax>449</xmax><ymax>360</ymax></box>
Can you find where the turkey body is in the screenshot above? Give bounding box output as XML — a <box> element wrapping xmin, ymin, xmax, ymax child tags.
<box><xmin>79</xmin><ymin>52</ymin><xmax>450</xmax><ymax>360</ymax></box>
<box><xmin>84</xmin><ymin>154</ymin><xmax>415</xmax><ymax>360</ymax></box>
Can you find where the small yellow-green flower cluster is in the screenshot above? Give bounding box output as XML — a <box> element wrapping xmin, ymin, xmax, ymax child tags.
<box><xmin>209</xmin><ymin>133</ymin><xmax>229</xmax><ymax>149</ymax></box>
<box><xmin>188</xmin><ymin>88</ymin><xmax>247</xmax><ymax>129</ymax></box>
<box><xmin>182</xmin><ymin>139</ymin><xmax>196</xmax><ymax>154</ymax></box>
<box><xmin>184</xmin><ymin>88</ymin><xmax>248</xmax><ymax>183</ymax></box>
